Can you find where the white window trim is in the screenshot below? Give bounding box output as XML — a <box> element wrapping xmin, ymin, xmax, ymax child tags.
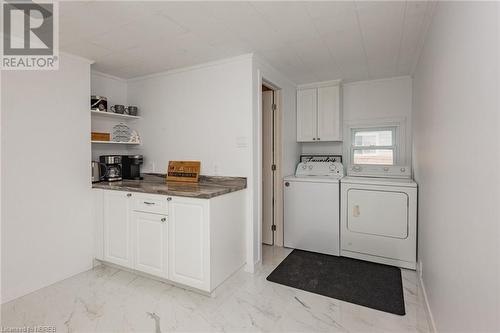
<box><xmin>351</xmin><ymin>126</ymin><xmax>397</xmax><ymax>165</ymax></box>
<box><xmin>343</xmin><ymin>117</ymin><xmax>409</xmax><ymax>177</ymax></box>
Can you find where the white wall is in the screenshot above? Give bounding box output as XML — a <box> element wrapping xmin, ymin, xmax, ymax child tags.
<box><xmin>127</xmin><ymin>55</ymin><xmax>253</xmax><ymax>177</ymax></box>
<box><xmin>127</xmin><ymin>55</ymin><xmax>255</xmax><ymax>269</ymax></box>
<box><xmin>91</xmin><ymin>71</ymin><xmax>127</xmax><ymax>106</ymax></box>
<box><xmin>90</xmin><ymin>71</ymin><xmax>131</xmax><ymax>160</ymax></box>
<box><xmin>1</xmin><ymin>54</ymin><xmax>94</xmax><ymax>303</ymax></box>
<box><xmin>301</xmin><ymin>76</ymin><xmax>412</xmax><ymax>166</ymax></box>
<box><xmin>127</xmin><ymin>54</ymin><xmax>298</xmax><ymax>271</ymax></box>
<box><xmin>412</xmin><ymin>2</ymin><xmax>500</xmax><ymax>332</ymax></box>
<box><xmin>343</xmin><ymin>76</ymin><xmax>412</xmax><ymax>123</ymax></box>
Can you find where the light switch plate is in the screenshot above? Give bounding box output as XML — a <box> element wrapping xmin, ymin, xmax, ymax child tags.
<box><xmin>236</xmin><ymin>136</ymin><xmax>248</xmax><ymax>148</ymax></box>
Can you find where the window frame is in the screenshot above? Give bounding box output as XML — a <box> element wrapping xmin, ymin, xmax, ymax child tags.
<box><xmin>343</xmin><ymin>118</ymin><xmax>409</xmax><ymax>177</ymax></box>
<box><xmin>350</xmin><ymin>127</ymin><xmax>398</xmax><ymax>166</ymax></box>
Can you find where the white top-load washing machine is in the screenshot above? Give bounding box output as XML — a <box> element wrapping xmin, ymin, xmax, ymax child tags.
<box><xmin>341</xmin><ymin>176</ymin><xmax>417</xmax><ymax>269</ymax></box>
<box><xmin>284</xmin><ymin>161</ymin><xmax>344</xmax><ymax>256</ymax></box>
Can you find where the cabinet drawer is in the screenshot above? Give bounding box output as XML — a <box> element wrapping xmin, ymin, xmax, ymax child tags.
<box><xmin>132</xmin><ymin>193</ymin><xmax>168</xmax><ymax>214</ymax></box>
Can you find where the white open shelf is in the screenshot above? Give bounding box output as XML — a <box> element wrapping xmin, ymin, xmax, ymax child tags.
<box><xmin>91</xmin><ymin>140</ymin><xmax>140</xmax><ymax>145</ymax></box>
<box><xmin>91</xmin><ymin>110</ymin><xmax>140</xmax><ymax>120</ymax></box>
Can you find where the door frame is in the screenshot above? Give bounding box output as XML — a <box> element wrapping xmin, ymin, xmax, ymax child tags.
<box><xmin>259</xmin><ymin>79</ymin><xmax>284</xmax><ymax>253</ymax></box>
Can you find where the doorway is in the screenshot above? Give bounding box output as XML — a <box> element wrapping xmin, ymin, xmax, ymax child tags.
<box><xmin>261</xmin><ymin>84</ymin><xmax>282</xmax><ymax>247</ymax></box>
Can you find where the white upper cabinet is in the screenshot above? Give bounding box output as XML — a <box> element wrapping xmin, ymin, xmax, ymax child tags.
<box><xmin>317</xmin><ymin>85</ymin><xmax>341</xmax><ymax>141</ymax></box>
<box><xmin>297</xmin><ymin>81</ymin><xmax>342</xmax><ymax>142</ymax></box>
<box><xmin>297</xmin><ymin>88</ymin><xmax>317</xmax><ymax>142</ymax></box>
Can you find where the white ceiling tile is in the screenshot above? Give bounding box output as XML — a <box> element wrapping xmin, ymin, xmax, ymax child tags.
<box><xmin>326</xmin><ymin>33</ymin><xmax>369</xmax><ymax>81</ymax></box>
<box><xmin>62</xmin><ymin>39</ymin><xmax>113</xmax><ymax>61</ymax></box>
<box><xmin>410</xmin><ymin>1</ymin><xmax>437</xmax><ymax>75</ymax></box>
<box><xmin>288</xmin><ymin>37</ymin><xmax>342</xmax><ymax>81</ymax></box>
<box><xmin>356</xmin><ymin>1</ymin><xmax>406</xmax><ymax>78</ymax></box>
<box><xmin>90</xmin><ymin>13</ymin><xmax>188</xmax><ymax>51</ymax></box>
<box><xmin>59</xmin><ymin>1</ymin><xmax>157</xmax><ymax>42</ymax></box>
<box><xmin>251</xmin><ymin>2</ymin><xmax>319</xmax><ymax>43</ymax></box>
<box><xmin>398</xmin><ymin>5</ymin><xmax>427</xmax><ymax>74</ymax></box>
<box><xmin>199</xmin><ymin>2</ymin><xmax>285</xmax><ymax>51</ymax></box>
<box><xmin>159</xmin><ymin>2</ymin><xmax>235</xmax><ymax>45</ymax></box>
<box><xmin>59</xmin><ymin>1</ymin><xmax>429</xmax><ymax>82</ymax></box>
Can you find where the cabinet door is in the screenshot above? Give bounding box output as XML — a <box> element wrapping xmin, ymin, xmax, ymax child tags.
<box><xmin>317</xmin><ymin>85</ymin><xmax>341</xmax><ymax>141</ymax></box>
<box><xmin>92</xmin><ymin>189</ymin><xmax>104</xmax><ymax>260</ymax></box>
<box><xmin>169</xmin><ymin>197</ymin><xmax>210</xmax><ymax>291</ymax></box>
<box><xmin>103</xmin><ymin>191</ymin><xmax>132</xmax><ymax>268</ymax></box>
<box><xmin>297</xmin><ymin>88</ymin><xmax>317</xmax><ymax>142</ymax></box>
<box><xmin>133</xmin><ymin>211</ymin><xmax>168</xmax><ymax>278</ymax></box>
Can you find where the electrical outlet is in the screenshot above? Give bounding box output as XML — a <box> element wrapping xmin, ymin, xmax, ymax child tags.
<box><xmin>147</xmin><ymin>161</ymin><xmax>156</xmax><ymax>173</ymax></box>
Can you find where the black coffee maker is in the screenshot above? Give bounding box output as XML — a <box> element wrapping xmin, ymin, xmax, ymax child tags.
<box><xmin>100</xmin><ymin>155</ymin><xmax>122</xmax><ymax>182</ymax></box>
<box><xmin>122</xmin><ymin>155</ymin><xmax>143</xmax><ymax>180</ymax></box>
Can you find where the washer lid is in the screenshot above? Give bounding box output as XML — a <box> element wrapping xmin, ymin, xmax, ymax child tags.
<box><xmin>341</xmin><ymin>176</ymin><xmax>417</xmax><ymax>188</ymax></box>
<box><xmin>284</xmin><ymin>175</ymin><xmax>341</xmax><ymax>183</ymax></box>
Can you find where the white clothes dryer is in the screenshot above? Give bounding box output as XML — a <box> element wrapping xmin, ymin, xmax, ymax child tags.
<box><xmin>340</xmin><ymin>176</ymin><xmax>417</xmax><ymax>269</ymax></box>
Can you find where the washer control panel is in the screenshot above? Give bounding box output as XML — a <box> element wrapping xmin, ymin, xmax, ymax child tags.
<box><xmin>295</xmin><ymin>161</ymin><xmax>344</xmax><ymax>177</ymax></box>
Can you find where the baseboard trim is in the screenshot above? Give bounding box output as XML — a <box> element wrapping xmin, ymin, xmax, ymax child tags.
<box><xmin>418</xmin><ymin>273</ymin><xmax>438</xmax><ymax>333</ymax></box>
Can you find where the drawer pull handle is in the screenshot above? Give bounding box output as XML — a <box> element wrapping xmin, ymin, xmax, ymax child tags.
<box><xmin>127</xmin><ymin>193</ymin><xmax>132</xmax><ymax>197</ymax></box>
<box><xmin>167</xmin><ymin>197</ymin><xmax>172</xmax><ymax>201</ymax></box>
<box><xmin>161</xmin><ymin>217</ymin><xmax>166</xmax><ymax>223</ymax></box>
<box><xmin>143</xmin><ymin>201</ymin><xmax>155</xmax><ymax>205</ymax></box>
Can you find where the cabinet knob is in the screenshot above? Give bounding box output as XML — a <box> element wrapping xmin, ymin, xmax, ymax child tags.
<box><xmin>167</xmin><ymin>197</ymin><xmax>172</xmax><ymax>201</ymax></box>
<box><xmin>312</xmin><ymin>138</ymin><xmax>316</xmax><ymax>141</ymax></box>
<box><xmin>161</xmin><ymin>217</ymin><xmax>166</xmax><ymax>222</ymax></box>
<box><xmin>317</xmin><ymin>138</ymin><xmax>321</xmax><ymax>141</ymax></box>
<box><xmin>285</xmin><ymin>182</ymin><xmax>290</xmax><ymax>187</ymax></box>
<box><xmin>127</xmin><ymin>193</ymin><xmax>132</xmax><ymax>197</ymax></box>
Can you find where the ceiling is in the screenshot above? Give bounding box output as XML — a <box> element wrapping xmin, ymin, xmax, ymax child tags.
<box><xmin>60</xmin><ymin>1</ymin><xmax>435</xmax><ymax>83</ymax></box>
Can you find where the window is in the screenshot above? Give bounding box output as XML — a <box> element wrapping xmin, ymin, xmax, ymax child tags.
<box><xmin>351</xmin><ymin>127</ymin><xmax>396</xmax><ymax>165</ymax></box>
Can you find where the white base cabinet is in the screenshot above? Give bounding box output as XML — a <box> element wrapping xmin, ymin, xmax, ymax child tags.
<box><xmin>169</xmin><ymin>197</ymin><xmax>210</xmax><ymax>291</ymax></box>
<box><xmin>103</xmin><ymin>191</ymin><xmax>133</xmax><ymax>268</ymax></box>
<box><xmin>133</xmin><ymin>211</ymin><xmax>168</xmax><ymax>278</ymax></box>
<box><xmin>92</xmin><ymin>188</ymin><xmax>246</xmax><ymax>293</ymax></box>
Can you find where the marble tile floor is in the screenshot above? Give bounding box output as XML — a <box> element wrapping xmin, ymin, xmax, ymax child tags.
<box><xmin>1</xmin><ymin>246</ymin><xmax>431</xmax><ymax>333</ymax></box>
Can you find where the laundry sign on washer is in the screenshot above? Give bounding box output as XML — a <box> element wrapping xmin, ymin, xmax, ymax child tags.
<box><xmin>300</xmin><ymin>155</ymin><xmax>342</xmax><ymax>163</ymax></box>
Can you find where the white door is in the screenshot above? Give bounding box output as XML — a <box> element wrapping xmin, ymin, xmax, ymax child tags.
<box><xmin>297</xmin><ymin>88</ymin><xmax>317</xmax><ymax>142</ymax></box>
<box><xmin>169</xmin><ymin>197</ymin><xmax>210</xmax><ymax>291</ymax></box>
<box><xmin>103</xmin><ymin>191</ymin><xmax>132</xmax><ymax>268</ymax></box>
<box><xmin>284</xmin><ymin>180</ymin><xmax>340</xmax><ymax>256</ymax></box>
<box><xmin>133</xmin><ymin>211</ymin><xmax>168</xmax><ymax>278</ymax></box>
<box><xmin>347</xmin><ymin>189</ymin><xmax>408</xmax><ymax>238</ymax></box>
<box><xmin>317</xmin><ymin>85</ymin><xmax>341</xmax><ymax>141</ymax></box>
<box><xmin>262</xmin><ymin>90</ymin><xmax>274</xmax><ymax>245</ymax></box>
<box><xmin>342</xmin><ymin>186</ymin><xmax>416</xmax><ymax>263</ymax></box>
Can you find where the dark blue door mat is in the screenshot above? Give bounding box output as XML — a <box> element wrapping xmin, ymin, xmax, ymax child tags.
<box><xmin>266</xmin><ymin>249</ymin><xmax>405</xmax><ymax>315</ymax></box>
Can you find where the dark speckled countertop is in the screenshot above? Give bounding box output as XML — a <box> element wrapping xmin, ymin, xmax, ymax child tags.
<box><xmin>92</xmin><ymin>174</ymin><xmax>247</xmax><ymax>199</ymax></box>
